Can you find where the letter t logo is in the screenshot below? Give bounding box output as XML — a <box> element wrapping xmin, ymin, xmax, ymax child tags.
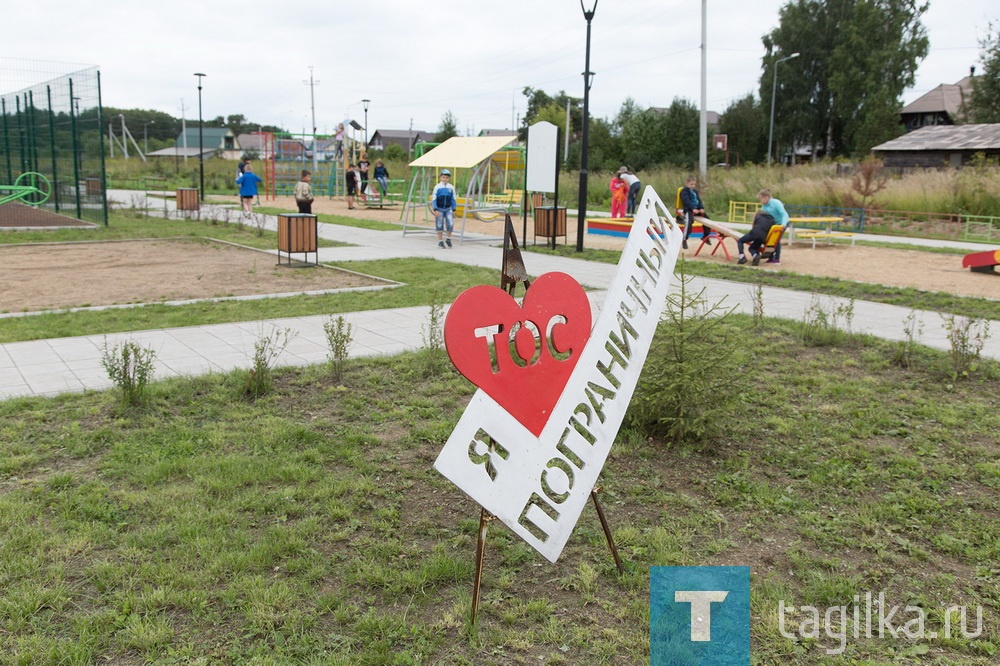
<box><xmin>674</xmin><ymin>590</ymin><xmax>729</xmax><ymax>641</ymax></box>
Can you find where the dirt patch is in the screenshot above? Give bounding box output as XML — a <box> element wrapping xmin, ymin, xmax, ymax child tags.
<box><xmin>0</xmin><ymin>202</ymin><xmax>96</xmax><ymax>228</ymax></box>
<box><xmin>0</xmin><ymin>239</ymin><xmax>389</xmax><ymax>312</ymax></box>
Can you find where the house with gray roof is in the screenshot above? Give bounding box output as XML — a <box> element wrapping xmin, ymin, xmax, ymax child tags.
<box><xmin>149</xmin><ymin>128</ymin><xmax>241</xmax><ymax>159</ymax></box>
<box><xmin>899</xmin><ymin>73</ymin><xmax>973</xmax><ymax>132</ymax></box>
<box><xmin>872</xmin><ymin>124</ymin><xmax>1000</xmax><ymax>168</ymax></box>
<box><xmin>368</xmin><ymin>129</ymin><xmax>431</xmax><ymax>153</ymax></box>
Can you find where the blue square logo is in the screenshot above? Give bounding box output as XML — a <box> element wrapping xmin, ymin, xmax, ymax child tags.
<box><xmin>650</xmin><ymin>566</ymin><xmax>750</xmax><ymax>666</ymax></box>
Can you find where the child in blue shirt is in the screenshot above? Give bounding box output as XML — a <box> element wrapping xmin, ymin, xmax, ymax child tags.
<box><xmin>236</xmin><ymin>162</ymin><xmax>263</xmax><ymax>218</ymax></box>
<box><xmin>757</xmin><ymin>188</ymin><xmax>790</xmax><ymax>263</ymax></box>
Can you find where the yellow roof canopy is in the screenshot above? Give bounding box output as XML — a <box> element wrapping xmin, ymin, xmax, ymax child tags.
<box><xmin>408</xmin><ymin>136</ymin><xmax>515</xmax><ymax>169</ymax></box>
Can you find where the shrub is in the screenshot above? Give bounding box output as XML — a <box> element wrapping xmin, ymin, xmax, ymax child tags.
<box><xmin>100</xmin><ymin>339</ymin><xmax>157</xmax><ymax>407</ymax></box>
<box><xmin>324</xmin><ymin>315</ymin><xmax>354</xmax><ymax>381</ymax></box>
<box><xmin>242</xmin><ymin>327</ymin><xmax>296</xmax><ymax>399</ymax></box>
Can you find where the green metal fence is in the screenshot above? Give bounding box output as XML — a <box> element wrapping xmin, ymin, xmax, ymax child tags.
<box><xmin>0</xmin><ymin>58</ymin><xmax>107</xmax><ymax>225</ymax></box>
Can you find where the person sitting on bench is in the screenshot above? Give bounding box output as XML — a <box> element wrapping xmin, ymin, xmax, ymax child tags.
<box><xmin>737</xmin><ymin>210</ymin><xmax>775</xmax><ymax>266</ymax></box>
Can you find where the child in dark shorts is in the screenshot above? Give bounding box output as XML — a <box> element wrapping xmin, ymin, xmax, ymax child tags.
<box><xmin>345</xmin><ymin>164</ymin><xmax>358</xmax><ymax>210</ymax></box>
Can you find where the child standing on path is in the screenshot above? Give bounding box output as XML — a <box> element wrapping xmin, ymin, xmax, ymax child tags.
<box><xmin>294</xmin><ymin>170</ymin><xmax>314</xmax><ymax>214</ymax></box>
<box><xmin>431</xmin><ymin>169</ymin><xmax>457</xmax><ymax>248</ymax></box>
<box><xmin>236</xmin><ymin>162</ymin><xmax>263</xmax><ymax>218</ymax></box>
<box><xmin>610</xmin><ymin>168</ymin><xmax>628</xmax><ymax>218</ymax></box>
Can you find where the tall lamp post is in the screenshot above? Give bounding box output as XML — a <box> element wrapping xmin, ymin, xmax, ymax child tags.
<box><xmin>767</xmin><ymin>52</ymin><xmax>799</xmax><ymax>167</ymax></box>
<box><xmin>576</xmin><ymin>0</ymin><xmax>598</xmax><ymax>253</ymax></box>
<box><xmin>194</xmin><ymin>72</ymin><xmax>206</xmax><ymax>201</ymax></box>
<box><xmin>361</xmin><ymin>99</ymin><xmax>370</xmax><ymax>151</ymax></box>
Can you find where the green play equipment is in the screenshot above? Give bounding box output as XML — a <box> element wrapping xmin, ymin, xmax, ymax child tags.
<box><xmin>0</xmin><ymin>171</ymin><xmax>52</xmax><ymax>206</ymax></box>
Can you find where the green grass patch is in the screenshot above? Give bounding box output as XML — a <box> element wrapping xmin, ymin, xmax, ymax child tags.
<box><xmin>0</xmin><ymin>320</ymin><xmax>997</xmax><ymax>663</ymax></box>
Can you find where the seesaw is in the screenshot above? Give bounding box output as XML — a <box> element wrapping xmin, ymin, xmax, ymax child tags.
<box><xmin>0</xmin><ymin>172</ymin><xmax>52</xmax><ymax>206</ymax></box>
<box><xmin>962</xmin><ymin>249</ymin><xmax>1000</xmax><ymax>274</ymax></box>
<box><xmin>693</xmin><ymin>217</ymin><xmax>742</xmax><ymax>260</ymax></box>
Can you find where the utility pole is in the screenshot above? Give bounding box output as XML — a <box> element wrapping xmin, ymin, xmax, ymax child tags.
<box><xmin>180</xmin><ymin>99</ymin><xmax>187</xmax><ymax>164</ymax></box>
<box><xmin>304</xmin><ymin>66</ymin><xmax>320</xmax><ymax>172</ymax></box>
<box><xmin>698</xmin><ymin>0</ymin><xmax>707</xmax><ymax>180</ymax></box>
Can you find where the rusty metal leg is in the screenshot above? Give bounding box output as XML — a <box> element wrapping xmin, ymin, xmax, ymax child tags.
<box><xmin>591</xmin><ymin>487</ymin><xmax>625</xmax><ymax>575</ymax></box>
<box><xmin>471</xmin><ymin>507</ymin><xmax>492</xmax><ymax>625</ymax></box>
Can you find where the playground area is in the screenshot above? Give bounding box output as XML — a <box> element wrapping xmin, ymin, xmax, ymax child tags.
<box><xmin>0</xmin><ymin>240</ymin><xmax>387</xmax><ymax>312</ymax></box>
<box><xmin>277</xmin><ymin>195</ymin><xmax>1000</xmax><ymax>300</ymax></box>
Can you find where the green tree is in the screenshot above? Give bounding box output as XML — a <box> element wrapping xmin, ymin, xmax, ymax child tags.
<box><xmin>969</xmin><ymin>22</ymin><xmax>1000</xmax><ymax>123</ymax></box>
<box><xmin>659</xmin><ymin>97</ymin><xmax>700</xmax><ymax>167</ymax></box>
<box><xmin>534</xmin><ymin>102</ymin><xmax>570</xmax><ymax>139</ymax></box>
<box><xmin>718</xmin><ymin>94</ymin><xmax>768</xmax><ymax>164</ymax></box>
<box><xmin>434</xmin><ymin>111</ymin><xmax>459</xmax><ymax>143</ymax></box>
<box><xmin>762</xmin><ymin>0</ymin><xmax>928</xmax><ymax>158</ymax></box>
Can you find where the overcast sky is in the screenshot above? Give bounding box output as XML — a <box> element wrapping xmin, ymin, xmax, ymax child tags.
<box><xmin>2</xmin><ymin>0</ymin><xmax>994</xmax><ymax>137</ymax></box>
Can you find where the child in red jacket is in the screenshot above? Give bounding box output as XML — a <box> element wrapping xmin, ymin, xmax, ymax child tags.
<box><xmin>610</xmin><ymin>168</ymin><xmax>628</xmax><ymax>218</ymax></box>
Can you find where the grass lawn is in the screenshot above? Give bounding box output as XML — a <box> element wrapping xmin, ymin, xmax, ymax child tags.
<box><xmin>0</xmin><ymin>317</ymin><xmax>997</xmax><ymax>664</ymax></box>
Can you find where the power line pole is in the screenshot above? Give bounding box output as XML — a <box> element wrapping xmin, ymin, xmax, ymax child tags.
<box><xmin>304</xmin><ymin>66</ymin><xmax>320</xmax><ymax>171</ymax></box>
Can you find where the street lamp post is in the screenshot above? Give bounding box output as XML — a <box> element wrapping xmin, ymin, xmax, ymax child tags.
<box><xmin>576</xmin><ymin>0</ymin><xmax>598</xmax><ymax>253</ymax></box>
<box><xmin>194</xmin><ymin>72</ymin><xmax>206</xmax><ymax>201</ymax></box>
<box><xmin>361</xmin><ymin>99</ymin><xmax>370</xmax><ymax>151</ymax></box>
<box><xmin>767</xmin><ymin>52</ymin><xmax>799</xmax><ymax>167</ymax></box>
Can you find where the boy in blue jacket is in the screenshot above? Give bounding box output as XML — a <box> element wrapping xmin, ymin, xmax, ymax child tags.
<box><xmin>431</xmin><ymin>169</ymin><xmax>457</xmax><ymax>248</ymax></box>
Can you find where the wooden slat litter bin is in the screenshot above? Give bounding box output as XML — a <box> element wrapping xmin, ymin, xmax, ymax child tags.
<box><xmin>176</xmin><ymin>188</ymin><xmax>200</xmax><ymax>211</ymax></box>
<box><xmin>533</xmin><ymin>206</ymin><xmax>567</xmax><ymax>243</ymax></box>
<box><xmin>85</xmin><ymin>177</ymin><xmax>102</xmax><ymax>196</ymax></box>
<box><xmin>277</xmin><ymin>213</ymin><xmax>318</xmax><ymax>266</ymax></box>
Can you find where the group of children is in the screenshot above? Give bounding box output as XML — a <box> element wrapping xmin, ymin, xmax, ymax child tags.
<box><xmin>603</xmin><ymin>171</ymin><xmax>790</xmax><ymax>266</ymax></box>
<box><xmin>344</xmin><ymin>154</ymin><xmax>390</xmax><ymax>209</ymax></box>
<box><xmin>675</xmin><ymin>175</ymin><xmax>790</xmax><ymax>266</ymax></box>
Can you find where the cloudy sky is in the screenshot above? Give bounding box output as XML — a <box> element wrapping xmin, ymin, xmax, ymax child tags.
<box><xmin>2</xmin><ymin>0</ymin><xmax>994</xmax><ymax>137</ymax></box>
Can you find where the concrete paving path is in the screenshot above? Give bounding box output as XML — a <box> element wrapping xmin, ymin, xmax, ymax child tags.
<box><xmin>1</xmin><ymin>191</ymin><xmax>997</xmax><ymax>400</ymax></box>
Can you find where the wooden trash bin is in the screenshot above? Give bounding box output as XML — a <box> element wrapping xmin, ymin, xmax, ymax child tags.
<box><xmin>85</xmin><ymin>177</ymin><xmax>102</xmax><ymax>196</ymax></box>
<box><xmin>533</xmin><ymin>206</ymin><xmax>567</xmax><ymax>243</ymax></box>
<box><xmin>277</xmin><ymin>213</ymin><xmax>318</xmax><ymax>266</ymax></box>
<box><xmin>176</xmin><ymin>188</ymin><xmax>200</xmax><ymax>211</ymax></box>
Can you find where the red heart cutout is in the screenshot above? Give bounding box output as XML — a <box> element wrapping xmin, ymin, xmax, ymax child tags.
<box><xmin>445</xmin><ymin>272</ymin><xmax>592</xmax><ymax>436</ymax></box>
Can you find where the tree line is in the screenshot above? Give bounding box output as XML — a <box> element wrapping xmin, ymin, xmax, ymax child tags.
<box><xmin>489</xmin><ymin>1</ymin><xmax>999</xmax><ymax>171</ymax></box>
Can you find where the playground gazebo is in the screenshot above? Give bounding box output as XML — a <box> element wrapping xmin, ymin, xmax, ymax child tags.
<box><xmin>401</xmin><ymin>136</ymin><xmax>523</xmax><ymax>243</ymax></box>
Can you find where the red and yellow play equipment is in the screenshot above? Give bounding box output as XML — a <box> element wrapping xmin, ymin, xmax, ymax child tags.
<box><xmin>962</xmin><ymin>249</ymin><xmax>1000</xmax><ymax>274</ymax></box>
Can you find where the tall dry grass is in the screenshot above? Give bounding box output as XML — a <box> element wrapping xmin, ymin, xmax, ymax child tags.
<box><xmin>554</xmin><ymin>161</ymin><xmax>1000</xmax><ymax>217</ymax></box>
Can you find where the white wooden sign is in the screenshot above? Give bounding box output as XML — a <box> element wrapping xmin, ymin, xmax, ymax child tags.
<box><xmin>525</xmin><ymin>121</ymin><xmax>558</xmax><ymax>194</ymax></box>
<box><xmin>435</xmin><ymin>187</ymin><xmax>682</xmax><ymax>562</ymax></box>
